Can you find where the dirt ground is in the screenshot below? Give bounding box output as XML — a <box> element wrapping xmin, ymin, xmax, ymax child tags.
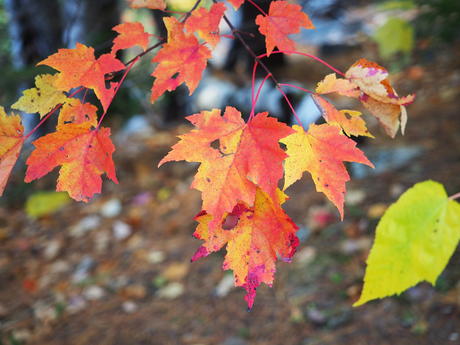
<box><xmin>1</xmin><ymin>41</ymin><xmax>460</xmax><ymax>345</ymax></box>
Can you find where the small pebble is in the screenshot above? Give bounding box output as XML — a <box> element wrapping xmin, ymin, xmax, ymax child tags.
<box><xmin>70</xmin><ymin>216</ymin><xmax>100</xmax><ymax>238</ymax></box>
<box><xmin>83</xmin><ymin>286</ymin><xmax>105</xmax><ymax>301</ymax></box>
<box><xmin>215</xmin><ymin>274</ymin><xmax>235</xmax><ymax>297</ymax></box>
<box><xmin>122</xmin><ymin>301</ymin><xmax>138</xmax><ymax>314</ymax></box>
<box><xmin>147</xmin><ymin>250</ymin><xmax>166</xmax><ymax>264</ymax></box>
<box><xmin>101</xmin><ymin>198</ymin><xmax>122</xmax><ymax>218</ymax></box>
<box><xmin>43</xmin><ymin>239</ymin><xmax>61</xmax><ymax>260</ymax></box>
<box><xmin>157</xmin><ymin>282</ymin><xmax>184</xmax><ymax>299</ymax></box>
<box><xmin>113</xmin><ymin>221</ymin><xmax>132</xmax><ymax>240</ymax></box>
<box><xmin>449</xmin><ymin>333</ymin><xmax>459</xmax><ymax>342</ymax></box>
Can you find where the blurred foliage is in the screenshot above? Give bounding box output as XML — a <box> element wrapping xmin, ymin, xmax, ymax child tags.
<box><xmin>25</xmin><ymin>191</ymin><xmax>70</xmax><ymax>218</ymax></box>
<box><xmin>373</xmin><ymin>0</ymin><xmax>460</xmax><ymax>62</ymax></box>
<box><xmin>166</xmin><ymin>0</ymin><xmax>211</xmax><ymax>11</ymax></box>
<box><xmin>374</xmin><ymin>17</ymin><xmax>414</xmax><ymax>59</ymax></box>
<box><xmin>414</xmin><ymin>0</ymin><xmax>460</xmax><ymax>42</ymax></box>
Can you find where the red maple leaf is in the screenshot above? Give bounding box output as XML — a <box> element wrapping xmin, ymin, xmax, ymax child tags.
<box><xmin>185</xmin><ymin>3</ymin><xmax>226</xmax><ymax>48</ymax></box>
<box><xmin>38</xmin><ymin>43</ymin><xmax>125</xmax><ymax>111</ymax></box>
<box><xmin>256</xmin><ymin>1</ymin><xmax>314</xmax><ymax>56</ymax></box>
<box><xmin>112</xmin><ymin>22</ymin><xmax>150</xmax><ymax>54</ymax></box>
<box><xmin>25</xmin><ymin>122</ymin><xmax>117</xmax><ymax>202</ymax></box>
<box><xmin>192</xmin><ymin>188</ymin><xmax>298</xmax><ymax>309</ymax></box>
<box><xmin>159</xmin><ymin>107</ymin><xmax>294</xmax><ymax>229</ymax></box>
<box><xmin>150</xmin><ymin>17</ymin><xmax>211</xmax><ymax>102</ymax></box>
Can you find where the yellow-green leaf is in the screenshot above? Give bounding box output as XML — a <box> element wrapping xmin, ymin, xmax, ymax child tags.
<box><xmin>26</xmin><ymin>191</ymin><xmax>70</xmax><ymax>218</ymax></box>
<box><xmin>355</xmin><ymin>180</ymin><xmax>460</xmax><ymax>306</ymax></box>
<box><xmin>12</xmin><ymin>74</ymin><xmax>69</xmax><ymax>118</ymax></box>
<box><xmin>374</xmin><ymin>18</ymin><xmax>414</xmax><ymax>59</ymax></box>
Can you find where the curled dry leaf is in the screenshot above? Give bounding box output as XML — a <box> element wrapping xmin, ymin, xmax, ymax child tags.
<box><xmin>345</xmin><ymin>58</ymin><xmax>415</xmax><ymax>137</ymax></box>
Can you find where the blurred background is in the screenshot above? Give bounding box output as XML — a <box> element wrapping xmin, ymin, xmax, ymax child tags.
<box><xmin>1</xmin><ymin>0</ymin><xmax>460</xmax><ymax>344</ymax></box>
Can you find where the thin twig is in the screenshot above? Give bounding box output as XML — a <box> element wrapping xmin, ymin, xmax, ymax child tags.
<box><xmin>449</xmin><ymin>192</ymin><xmax>460</xmax><ymax>201</ymax></box>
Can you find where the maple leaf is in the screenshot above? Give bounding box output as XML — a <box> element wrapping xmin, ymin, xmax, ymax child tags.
<box><xmin>38</xmin><ymin>43</ymin><xmax>125</xmax><ymax>112</ymax></box>
<box><xmin>345</xmin><ymin>58</ymin><xmax>415</xmax><ymax>137</ymax></box>
<box><xmin>112</xmin><ymin>22</ymin><xmax>150</xmax><ymax>54</ymax></box>
<box><xmin>58</xmin><ymin>98</ymin><xmax>98</xmax><ymax>128</ymax></box>
<box><xmin>228</xmin><ymin>0</ymin><xmax>244</xmax><ymax>9</ymax></box>
<box><xmin>25</xmin><ymin>122</ymin><xmax>117</xmax><ymax>202</ymax></box>
<box><xmin>281</xmin><ymin>124</ymin><xmax>373</xmax><ymax>218</ymax></box>
<box><xmin>159</xmin><ymin>107</ymin><xmax>294</xmax><ymax>229</ymax></box>
<box><xmin>316</xmin><ymin>73</ymin><xmax>359</xmax><ymax>98</ymax></box>
<box><xmin>185</xmin><ymin>3</ymin><xmax>226</xmax><ymax>48</ymax></box>
<box><xmin>255</xmin><ymin>1</ymin><xmax>314</xmax><ymax>56</ymax></box>
<box><xmin>12</xmin><ymin>74</ymin><xmax>69</xmax><ymax>118</ymax></box>
<box><xmin>312</xmin><ymin>94</ymin><xmax>373</xmax><ymax>138</ymax></box>
<box><xmin>127</xmin><ymin>0</ymin><xmax>166</xmax><ymax>10</ymax></box>
<box><xmin>0</xmin><ymin>107</ymin><xmax>24</xmax><ymax>196</ymax></box>
<box><xmin>192</xmin><ymin>188</ymin><xmax>299</xmax><ymax>309</ymax></box>
<box><xmin>151</xmin><ymin>17</ymin><xmax>211</xmax><ymax>102</ymax></box>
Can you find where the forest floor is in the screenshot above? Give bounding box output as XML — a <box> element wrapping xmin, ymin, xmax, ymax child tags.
<box><xmin>1</xmin><ymin>43</ymin><xmax>460</xmax><ymax>345</ymax></box>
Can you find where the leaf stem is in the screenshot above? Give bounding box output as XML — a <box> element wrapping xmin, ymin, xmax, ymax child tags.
<box><xmin>125</xmin><ymin>0</ymin><xmax>202</xmax><ymax>66</ymax></box>
<box><xmin>449</xmin><ymin>192</ymin><xmax>460</xmax><ymax>201</ymax></box>
<box><xmin>246</xmin><ymin>0</ymin><xmax>268</xmax><ymax>16</ymax></box>
<box><xmin>258</xmin><ymin>50</ymin><xmax>345</xmax><ymax>77</ymax></box>
<box><xmin>250</xmin><ymin>73</ymin><xmax>271</xmax><ymax>119</ymax></box>
<box><xmin>278</xmin><ymin>83</ymin><xmax>314</xmax><ymax>94</ymax></box>
<box><xmin>97</xmin><ymin>57</ymin><xmax>140</xmax><ymax>129</ymax></box>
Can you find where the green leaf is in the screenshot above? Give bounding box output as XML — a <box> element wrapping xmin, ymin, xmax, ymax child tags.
<box><xmin>354</xmin><ymin>180</ymin><xmax>460</xmax><ymax>306</ymax></box>
<box><xmin>25</xmin><ymin>191</ymin><xmax>70</xmax><ymax>218</ymax></box>
<box><xmin>378</xmin><ymin>1</ymin><xmax>415</xmax><ymax>11</ymax></box>
<box><xmin>374</xmin><ymin>18</ymin><xmax>414</xmax><ymax>58</ymax></box>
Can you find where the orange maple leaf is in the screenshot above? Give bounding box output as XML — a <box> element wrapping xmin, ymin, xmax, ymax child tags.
<box><xmin>151</xmin><ymin>17</ymin><xmax>211</xmax><ymax>102</ymax></box>
<box><xmin>256</xmin><ymin>1</ymin><xmax>314</xmax><ymax>56</ymax></box>
<box><xmin>228</xmin><ymin>0</ymin><xmax>244</xmax><ymax>9</ymax></box>
<box><xmin>127</xmin><ymin>0</ymin><xmax>166</xmax><ymax>10</ymax></box>
<box><xmin>0</xmin><ymin>107</ymin><xmax>24</xmax><ymax>196</ymax></box>
<box><xmin>312</xmin><ymin>94</ymin><xmax>373</xmax><ymax>138</ymax></box>
<box><xmin>25</xmin><ymin>122</ymin><xmax>117</xmax><ymax>202</ymax></box>
<box><xmin>112</xmin><ymin>22</ymin><xmax>150</xmax><ymax>54</ymax></box>
<box><xmin>192</xmin><ymin>188</ymin><xmax>298</xmax><ymax>309</ymax></box>
<box><xmin>159</xmin><ymin>107</ymin><xmax>294</xmax><ymax>229</ymax></box>
<box><xmin>58</xmin><ymin>98</ymin><xmax>98</xmax><ymax>128</ymax></box>
<box><xmin>185</xmin><ymin>3</ymin><xmax>226</xmax><ymax>48</ymax></box>
<box><xmin>281</xmin><ymin>124</ymin><xmax>373</xmax><ymax>218</ymax></box>
<box><xmin>38</xmin><ymin>43</ymin><xmax>125</xmax><ymax>112</ymax></box>
<box><xmin>345</xmin><ymin>58</ymin><xmax>415</xmax><ymax>137</ymax></box>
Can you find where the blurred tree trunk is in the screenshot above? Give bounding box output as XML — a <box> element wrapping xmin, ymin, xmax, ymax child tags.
<box><xmin>4</xmin><ymin>0</ymin><xmax>63</xmax><ymax>134</ymax></box>
<box><xmin>62</xmin><ymin>0</ymin><xmax>120</xmax><ymax>52</ymax></box>
<box><xmin>4</xmin><ymin>0</ymin><xmax>62</xmax><ymax>67</ymax></box>
<box><xmin>224</xmin><ymin>0</ymin><xmax>284</xmax><ymax>76</ymax></box>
